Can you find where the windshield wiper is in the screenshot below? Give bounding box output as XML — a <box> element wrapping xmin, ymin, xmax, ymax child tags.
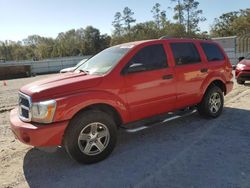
<box><xmin>78</xmin><ymin>69</ymin><xmax>89</xmax><ymax>74</ymax></box>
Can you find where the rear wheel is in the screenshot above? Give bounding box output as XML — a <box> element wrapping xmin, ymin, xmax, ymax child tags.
<box><xmin>64</xmin><ymin>110</ymin><xmax>117</xmax><ymax>164</ymax></box>
<box><xmin>237</xmin><ymin>79</ymin><xmax>245</xmax><ymax>85</ymax></box>
<box><xmin>198</xmin><ymin>86</ymin><xmax>224</xmax><ymax>118</ymax></box>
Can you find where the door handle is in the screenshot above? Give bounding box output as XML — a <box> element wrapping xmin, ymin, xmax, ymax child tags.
<box><xmin>200</xmin><ymin>68</ymin><xmax>208</xmax><ymax>73</ymax></box>
<box><xmin>162</xmin><ymin>74</ymin><xmax>173</xmax><ymax>80</ymax></box>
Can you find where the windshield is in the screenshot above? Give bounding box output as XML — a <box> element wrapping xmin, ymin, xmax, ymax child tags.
<box><xmin>75</xmin><ymin>46</ymin><xmax>131</xmax><ymax>75</ymax></box>
<box><xmin>75</xmin><ymin>59</ymin><xmax>88</xmax><ymax>67</ymax></box>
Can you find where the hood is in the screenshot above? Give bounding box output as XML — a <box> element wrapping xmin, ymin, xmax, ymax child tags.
<box><xmin>240</xmin><ymin>59</ymin><xmax>250</xmax><ymax>66</ymax></box>
<box><xmin>20</xmin><ymin>72</ymin><xmax>103</xmax><ymax>101</ymax></box>
<box><xmin>239</xmin><ymin>59</ymin><xmax>250</xmax><ymax>70</ymax></box>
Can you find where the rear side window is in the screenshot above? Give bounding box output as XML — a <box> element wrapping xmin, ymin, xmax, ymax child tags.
<box><xmin>201</xmin><ymin>43</ymin><xmax>225</xmax><ymax>62</ymax></box>
<box><xmin>129</xmin><ymin>44</ymin><xmax>168</xmax><ymax>70</ymax></box>
<box><xmin>170</xmin><ymin>42</ymin><xmax>201</xmax><ymax>65</ymax></box>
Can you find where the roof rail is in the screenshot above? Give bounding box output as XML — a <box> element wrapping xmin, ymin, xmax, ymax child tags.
<box><xmin>159</xmin><ymin>36</ymin><xmax>212</xmax><ymax>40</ymax></box>
<box><xmin>159</xmin><ymin>36</ymin><xmax>172</xmax><ymax>39</ymax></box>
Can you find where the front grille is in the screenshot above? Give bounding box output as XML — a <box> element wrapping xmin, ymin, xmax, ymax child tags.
<box><xmin>19</xmin><ymin>93</ymin><xmax>32</xmax><ymax>122</ymax></box>
<box><xmin>243</xmin><ymin>70</ymin><xmax>250</xmax><ymax>73</ymax></box>
<box><xmin>21</xmin><ymin>108</ymin><xmax>29</xmax><ymax>119</ymax></box>
<box><xmin>239</xmin><ymin>71</ymin><xmax>250</xmax><ymax>80</ymax></box>
<box><xmin>240</xmin><ymin>75</ymin><xmax>250</xmax><ymax>79</ymax></box>
<box><xmin>20</xmin><ymin>96</ymin><xmax>29</xmax><ymax>107</ymax></box>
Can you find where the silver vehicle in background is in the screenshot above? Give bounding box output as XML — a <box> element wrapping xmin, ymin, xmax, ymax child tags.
<box><xmin>60</xmin><ymin>59</ymin><xmax>88</xmax><ymax>73</ymax></box>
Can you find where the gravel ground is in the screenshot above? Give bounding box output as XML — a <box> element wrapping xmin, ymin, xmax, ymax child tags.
<box><xmin>0</xmin><ymin>74</ymin><xmax>250</xmax><ymax>188</ymax></box>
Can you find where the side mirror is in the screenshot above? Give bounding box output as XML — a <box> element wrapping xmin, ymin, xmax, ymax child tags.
<box><xmin>238</xmin><ymin>56</ymin><xmax>245</xmax><ymax>62</ymax></box>
<box><xmin>124</xmin><ymin>63</ymin><xmax>146</xmax><ymax>74</ymax></box>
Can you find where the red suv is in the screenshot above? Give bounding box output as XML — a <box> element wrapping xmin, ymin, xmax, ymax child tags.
<box><xmin>10</xmin><ymin>38</ymin><xmax>233</xmax><ymax>163</ymax></box>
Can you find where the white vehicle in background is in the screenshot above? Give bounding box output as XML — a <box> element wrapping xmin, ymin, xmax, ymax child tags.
<box><xmin>60</xmin><ymin>59</ymin><xmax>88</xmax><ymax>73</ymax></box>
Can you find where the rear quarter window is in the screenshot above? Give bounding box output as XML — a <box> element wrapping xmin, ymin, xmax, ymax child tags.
<box><xmin>170</xmin><ymin>42</ymin><xmax>201</xmax><ymax>65</ymax></box>
<box><xmin>201</xmin><ymin>43</ymin><xmax>225</xmax><ymax>62</ymax></box>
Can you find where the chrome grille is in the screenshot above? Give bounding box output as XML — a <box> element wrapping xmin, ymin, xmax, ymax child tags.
<box><xmin>19</xmin><ymin>92</ymin><xmax>32</xmax><ymax>122</ymax></box>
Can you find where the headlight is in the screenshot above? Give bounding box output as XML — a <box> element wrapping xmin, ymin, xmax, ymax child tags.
<box><xmin>236</xmin><ymin>63</ymin><xmax>246</xmax><ymax>70</ymax></box>
<box><xmin>31</xmin><ymin>100</ymin><xmax>57</xmax><ymax>123</ymax></box>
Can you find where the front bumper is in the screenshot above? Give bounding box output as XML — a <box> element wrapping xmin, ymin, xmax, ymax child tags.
<box><xmin>235</xmin><ymin>69</ymin><xmax>250</xmax><ymax>80</ymax></box>
<box><xmin>10</xmin><ymin>108</ymin><xmax>68</xmax><ymax>147</ymax></box>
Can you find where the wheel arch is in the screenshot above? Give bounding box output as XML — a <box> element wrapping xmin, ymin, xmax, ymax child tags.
<box><xmin>208</xmin><ymin>80</ymin><xmax>226</xmax><ymax>94</ymax></box>
<box><xmin>201</xmin><ymin>77</ymin><xmax>227</xmax><ymax>97</ymax></box>
<box><xmin>69</xmin><ymin>103</ymin><xmax>124</xmax><ymax>128</ymax></box>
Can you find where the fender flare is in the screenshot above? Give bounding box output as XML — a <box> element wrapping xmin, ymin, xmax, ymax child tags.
<box><xmin>200</xmin><ymin>73</ymin><xmax>227</xmax><ymax>97</ymax></box>
<box><xmin>54</xmin><ymin>91</ymin><xmax>130</xmax><ymax>124</ymax></box>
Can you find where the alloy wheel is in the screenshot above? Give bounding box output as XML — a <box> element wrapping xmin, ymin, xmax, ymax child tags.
<box><xmin>77</xmin><ymin>122</ymin><xmax>110</xmax><ymax>156</ymax></box>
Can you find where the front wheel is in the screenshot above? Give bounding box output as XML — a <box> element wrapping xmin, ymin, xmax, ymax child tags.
<box><xmin>64</xmin><ymin>110</ymin><xmax>117</xmax><ymax>164</ymax></box>
<box><xmin>198</xmin><ymin>86</ymin><xmax>224</xmax><ymax>118</ymax></box>
<box><xmin>237</xmin><ymin>79</ymin><xmax>245</xmax><ymax>85</ymax></box>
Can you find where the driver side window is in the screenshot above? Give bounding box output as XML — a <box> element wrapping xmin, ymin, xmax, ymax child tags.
<box><xmin>127</xmin><ymin>44</ymin><xmax>168</xmax><ymax>72</ymax></box>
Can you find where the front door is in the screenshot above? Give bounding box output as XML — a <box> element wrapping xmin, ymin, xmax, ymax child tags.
<box><xmin>122</xmin><ymin>43</ymin><xmax>176</xmax><ymax>122</ymax></box>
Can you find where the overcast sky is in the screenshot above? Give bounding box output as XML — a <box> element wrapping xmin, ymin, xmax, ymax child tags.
<box><xmin>0</xmin><ymin>0</ymin><xmax>249</xmax><ymax>41</ymax></box>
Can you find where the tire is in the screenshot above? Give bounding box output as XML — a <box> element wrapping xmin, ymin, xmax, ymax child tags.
<box><xmin>64</xmin><ymin>110</ymin><xmax>117</xmax><ymax>164</ymax></box>
<box><xmin>198</xmin><ymin>86</ymin><xmax>224</xmax><ymax>118</ymax></box>
<box><xmin>237</xmin><ymin>79</ymin><xmax>245</xmax><ymax>85</ymax></box>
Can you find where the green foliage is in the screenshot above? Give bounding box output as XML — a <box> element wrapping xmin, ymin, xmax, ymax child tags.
<box><xmin>172</xmin><ymin>0</ymin><xmax>185</xmax><ymax>24</ymax></box>
<box><xmin>0</xmin><ymin>41</ymin><xmax>35</xmax><ymax>61</ymax></box>
<box><xmin>151</xmin><ymin>3</ymin><xmax>167</xmax><ymax>29</ymax></box>
<box><xmin>112</xmin><ymin>7</ymin><xmax>136</xmax><ymax>37</ymax></box>
<box><xmin>111</xmin><ymin>21</ymin><xmax>190</xmax><ymax>46</ymax></box>
<box><xmin>172</xmin><ymin>0</ymin><xmax>206</xmax><ymax>34</ymax></box>
<box><xmin>151</xmin><ymin>3</ymin><xmax>161</xmax><ymax>28</ymax></box>
<box><xmin>112</xmin><ymin>12</ymin><xmax>123</xmax><ymax>36</ymax></box>
<box><xmin>0</xmin><ymin>26</ymin><xmax>110</xmax><ymax>61</ymax></box>
<box><xmin>211</xmin><ymin>9</ymin><xmax>250</xmax><ymax>37</ymax></box>
<box><xmin>123</xmin><ymin>7</ymin><xmax>136</xmax><ymax>31</ymax></box>
<box><xmin>111</xmin><ymin>3</ymin><xmax>207</xmax><ymax>45</ymax></box>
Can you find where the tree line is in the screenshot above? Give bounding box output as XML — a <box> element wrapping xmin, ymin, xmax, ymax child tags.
<box><xmin>0</xmin><ymin>0</ymin><xmax>249</xmax><ymax>61</ymax></box>
<box><xmin>111</xmin><ymin>0</ymin><xmax>207</xmax><ymax>45</ymax></box>
<box><xmin>210</xmin><ymin>9</ymin><xmax>250</xmax><ymax>37</ymax></box>
<box><xmin>0</xmin><ymin>26</ymin><xmax>111</xmax><ymax>61</ymax></box>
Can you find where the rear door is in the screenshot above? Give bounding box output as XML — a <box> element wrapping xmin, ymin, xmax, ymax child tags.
<box><xmin>169</xmin><ymin>41</ymin><xmax>208</xmax><ymax>109</ymax></box>
<box><xmin>122</xmin><ymin>43</ymin><xmax>176</xmax><ymax>121</ymax></box>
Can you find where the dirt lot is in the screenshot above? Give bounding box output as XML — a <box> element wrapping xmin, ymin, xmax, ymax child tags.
<box><xmin>0</xmin><ymin>74</ymin><xmax>250</xmax><ymax>188</ymax></box>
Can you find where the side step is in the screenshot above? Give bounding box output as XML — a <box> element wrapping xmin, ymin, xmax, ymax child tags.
<box><xmin>121</xmin><ymin>108</ymin><xmax>197</xmax><ymax>133</ymax></box>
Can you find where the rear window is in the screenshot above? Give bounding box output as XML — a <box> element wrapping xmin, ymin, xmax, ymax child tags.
<box><xmin>170</xmin><ymin>42</ymin><xmax>201</xmax><ymax>65</ymax></box>
<box><xmin>201</xmin><ymin>43</ymin><xmax>225</xmax><ymax>62</ymax></box>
